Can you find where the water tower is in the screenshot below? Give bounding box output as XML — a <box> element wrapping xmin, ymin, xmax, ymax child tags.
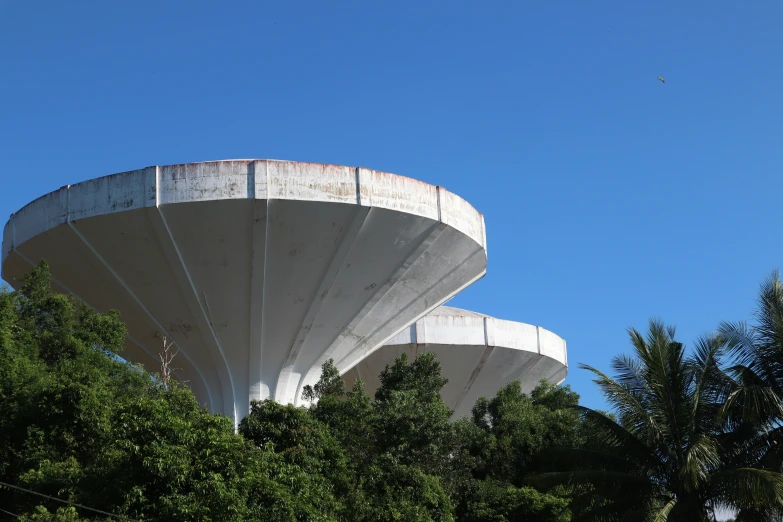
<box><xmin>2</xmin><ymin>160</ymin><xmax>492</xmax><ymax>425</ymax></box>
<box><xmin>344</xmin><ymin>306</ymin><xmax>568</xmax><ymax>418</ymax></box>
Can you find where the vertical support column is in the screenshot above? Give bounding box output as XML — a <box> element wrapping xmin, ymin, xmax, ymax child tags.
<box><xmin>248</xmin><ymin>160</ymin><xmax>270</xmax><ymax>406</ymax></box>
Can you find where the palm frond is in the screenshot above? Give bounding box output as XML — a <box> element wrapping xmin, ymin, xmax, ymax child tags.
<box><xmin>722</xmin><ymin>271</ymin><xmax>783</xmax><ymax>394</ymax></box>
<box><xmin>650</xmin><ymin>497</ymin><xmax>677</xmax><ymax>522</ymax></box>
<box><xmin>579</xmin><ymin>364</ymin><xmax>664</xmax><ymax>444</ymax></box>
<box><xmin>682</xmin><ymin>433</ymin><xmax>720</xmax><ymax>492</ymax></box>
<box><xmin>689</xmin><ymin>334</ymin><xmax>734</xmax><ymax>434</ymax></box>
<box><xmin>719</xmin><ymin>424</ymin><xmax>783</xmax><ymax>472</ymax></box>
<box><xmin>569</xmin><ymin>492</ymin><xmax>673</xmax><ymax>522</ymax></box>
<box><xmin>710</xmin><ymin>468</ymin><xmax>783</xmax><ymax>512</ymax></box>
<box><xmin>719</xmin><ymin>383</ymin><xmax>783</xmax><ymax>425</ymax></box>
<box><xmin>611</xmin><ymin>353</ymin><xmax>648</xmax><ymax>393</ymax></box>
<box><xmin>574</xmin><ymin>406</ymin><xmax>662</xmax><ymax>473</ymax></box>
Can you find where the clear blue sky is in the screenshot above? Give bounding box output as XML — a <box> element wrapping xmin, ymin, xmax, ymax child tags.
<box><xmin>1</xmin><ymin>0</ymin><xmax>782</xmax><ymax>410</ymax></box>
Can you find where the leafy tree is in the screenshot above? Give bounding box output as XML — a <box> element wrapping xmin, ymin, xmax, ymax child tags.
<box><xmin>355</xmin><ymin>461</ymin><xmax>454</xmax><ymax>522</ymax></box>
<box><xmin>0</xmin><ymin>262</ymin><xmax>349</xmax><ymax>521</ymax></box>
<box><xmin>461</xmin><ymin>479</ymin><xmax>569</xmax><ymax>522</ymax></box>
<box><xmin>239</xmin><ymin>399</ymin><xmax>348</xmax><ymax>520</ymax></box>
<box><xmin>0</xmin><ymin>261</ymin><xmax>147</xmax><ymax>514</ymax></box>
<box><xmin>372</xmin><ymin>352</ymin><xmax>454</xmax><ymax>472</ymax></box>
<box><xmin>447</xmin><ymin>380</ymin><xmax>580</xmax><ymax>521</ymax></box>
<box><xmin>537</xmin><ymin>320</ymin><xmax>783</xmax><ymax>521</ymax></box>
<box><xmin>304</xmin><ymin>355</ymin><xmax>456</xmax><ymax>521</ymax></box>
<box><xmin>19</xmin><ymin>506</ymin><xmax>89</xmax><ymax>521</ymax></box>
<box><xmin>94</xmin><ymin>384</ymin><xmax>315</xmax><ymax>521</ymax></box>
<box><xmin>301</xmin><ymin>358</ymin><xmax>345</xmax><ymax>403</ymax></box>
<box><xmin>470</xmin><ymin>380</ymin><xmax>581</xmax><ymax>484</ymax></box>
<box><xmin>309</xmin><ymin>371</ymin><xmax>375</xmax><ymax>473</ymax></box>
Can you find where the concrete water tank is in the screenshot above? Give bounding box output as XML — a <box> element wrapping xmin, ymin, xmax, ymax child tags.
<box><xmin>342</xmin><ymin>306</ymin><xmax>568</xmax><ymax>418</ymax></box>
<box><xmin>1</xmin><ymin>160</ymin><xmax>488</xmax><ymax>425</ymax></box>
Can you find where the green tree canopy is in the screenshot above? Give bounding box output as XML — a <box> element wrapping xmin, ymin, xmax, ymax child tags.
<box><xmin>0</xmin><ymin>262</ymin><xmax>343</xmax><ymax>521</ymax></box>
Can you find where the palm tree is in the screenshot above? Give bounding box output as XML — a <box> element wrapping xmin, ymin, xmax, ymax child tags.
<box><xmin>719</xmin><ymin>271</ymin><xmax>783</xmax><ymax>520</ymax></box>
<box><xmin>535</xmin><ymin>320</ymin><xmax>783</xmax><ymax>521</ymax></box>
<box><xmin>720</xmin><ymin>271</ymin><xmax>783</xmax><ymax>423</ymax></box>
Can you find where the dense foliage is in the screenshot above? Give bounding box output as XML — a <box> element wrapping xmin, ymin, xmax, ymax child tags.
<box><xmin>0</xmin><ymin>263</ymin><xmax>344</xmax><ymax>521</ymax></box>
<box><xmin>4</xmin><ymin>262</ymin><xmax>783</xmax><ymax>521</ymax></box>
<box><xmin>0</xmin><ymin>263</ymin><xmax>582</xmax><ymax>521</ymax></box>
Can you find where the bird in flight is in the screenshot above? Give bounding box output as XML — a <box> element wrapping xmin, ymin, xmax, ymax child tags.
<box><xmin>657</xmin><ymin>76</ymin><xmax>666</xmax><ymax>84</ymax></box>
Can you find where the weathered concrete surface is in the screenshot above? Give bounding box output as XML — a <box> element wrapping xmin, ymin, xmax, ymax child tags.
<box><xmin>1</xmin><ymin>160</ymin><xmax>487</xmax><ymax>426</ymax></box>
<box><xmin>342</xmin><ymin>306</ymin><xmax>568</xmax><ymax>418</ymax></box>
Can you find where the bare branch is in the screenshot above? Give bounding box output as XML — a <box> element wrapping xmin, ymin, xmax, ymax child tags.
<box><xmin>156</xmin><ymin>333</ymin><xmax>180</xmax><ymax>390</ymax></box>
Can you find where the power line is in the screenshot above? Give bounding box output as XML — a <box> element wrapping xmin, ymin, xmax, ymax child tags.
<box><xmin>0</xmin><ymin>507</ymin><xmax>20</xmax><ymax>518</ymax></box>
<box><xmin>0</xmin><ymin>480</ymin><xmax>139</xmax><ymax>521</ymax></box>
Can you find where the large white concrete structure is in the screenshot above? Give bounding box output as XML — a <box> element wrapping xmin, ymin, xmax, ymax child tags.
<box><xmin>1</xmin><ymin>160</ymin><xmax>489</xmax><ymax>425</ymax></box>
<box><xmin>2</xmin><ymin>159</ymin><xmax>569</xmax><ymax>424</ymax></box>
<box><xmin>343</xmin><ymin>306</ymin><xmax>568</xmax><ymax>418</ymax></box>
